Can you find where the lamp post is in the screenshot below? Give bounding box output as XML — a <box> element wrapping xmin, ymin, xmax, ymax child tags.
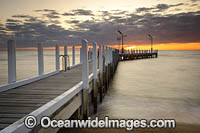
<box><xmin>148</xmin><ymin>34</ymin><xmax>153</xmax><ymax>52</ymax></box>
<box><xmin>117</xmin><ymin>30</ymin><xmax>127</xmax><ymax>54</ymax></box>
<box><xmin>117</xmin><ymin>37</ymin><xmax>121</xmax><ymax>50</ymax></box>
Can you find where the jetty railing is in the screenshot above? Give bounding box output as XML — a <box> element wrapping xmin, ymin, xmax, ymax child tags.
<box><xmin>0</xmin><ymin>40</ymin><xmax>96</xmax><ymax>92</ymax></box>
<box><xmin>1</xmin><ymin>39</ymin><xmax>119</xmax><ymax>132</ymax></box>
<box><xmin>120</xmin><ymin>49</ymin><xmax>158</xmax><ymax>60</ymax></box>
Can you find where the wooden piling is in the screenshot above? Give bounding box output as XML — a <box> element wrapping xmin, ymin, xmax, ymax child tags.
<box><xmin>7</xmin><ymin>40</ymin><xmax>16</xmax><ymax>83</ymax></box>
<box><xmin>81</xmin><ymin>39</ymin><xmax>89</xmax><ymax>119</ymax></box>
<box><xmin>37</xmin><ymin>43</ymin><xmax>44</xmax><ymax>75</ymax></box>
<box><xmin>55</xmin><ymin>45</ymin><xmax>60</xmax><ymax>71</ymax></box>
<box><xmin>92</xmin><ymin>42</ymin><xmax>98</xmax><ymax>114</ymax></box>
<box><xmin>64</xmin><ymin>45</ymin><xmax>68</xmax><ymax>68</ymax></box>
<box><xmin>72</xmin><ymin>46</ymin><xmax>75</xmax><ymax>66</ymax></box>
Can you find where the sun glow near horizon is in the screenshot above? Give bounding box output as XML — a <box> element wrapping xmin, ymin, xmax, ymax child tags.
<box><xmin>109</xmin><ymin>42</ymin><xmax>200</xmax><ymax>50</ymax></box>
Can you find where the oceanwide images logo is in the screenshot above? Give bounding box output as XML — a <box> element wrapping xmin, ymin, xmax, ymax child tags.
<box><xmin>24</xmin><ymin>115</ymin><xmax>176</xmax><ymax>130</ymax></box>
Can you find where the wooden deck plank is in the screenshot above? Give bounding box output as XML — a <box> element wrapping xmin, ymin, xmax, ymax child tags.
<box><xmin>0</xmin><ymin>106</ymin><xmax>38</xmax><ymax>111</ymax></box>
<box><xmin>0</xmin><ymin>63</ymin><xmax>93</xmax><ymax>131</ymax></box>
<box><xmin>5</xmin><ymin>90</ymin><xmax>65</xmax><ymax>94</ymax></box>
<box><xmin>0</xmin><ymin>97</ymin><xmax>54</xmax><ymax>101</ymax></box>
<box><xmin>0</xmin><ymin>114</ymin><xmax>26</xmax><ymax>118</ymax></box>
<box><xmin>0</xmin><ymin>101</ymin><xmax>47</xmax><ymax>104</ymax></box>
<box><xmin>0</xmin><ymin>118</ymin><xmax>22</xmax><ymax>124</ymax></box>
<box><xmin>0</xmin><ymin>94</ymin><xmax>56</xmax><ymax>98</ymax></box>
<box><xmin>0</xmin><ymin>109</ymin><xmax>34</xmax><ymax>114</ymax></box>
<box><xmin>0</xmin><ymin>102</ymin><xmax>43</xmax><ymax>107</ymax></box>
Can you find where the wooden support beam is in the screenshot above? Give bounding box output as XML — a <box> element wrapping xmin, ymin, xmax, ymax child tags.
<box><xmin>7</xmin><ymin>40</ymin><xmax>16</xmax><ymax>84</ymax></box>
<box><xmin>81</xmin><ymin>39</ymin><xmax>89</xmax><ymax>119</ymax></box>
<box><xmin>55</xmin><ymin>45</ymin><xmax>60</xmax><ymax>71</ymax></box>
<box><xmin>80</xmin><ymin>47</ymin><xmax>82</xmax><ymax>64</ymax></box>
<box><xmin>64</xmin><ymin>45</ymin><xmax>68</xmax><ymax>68</ymax></box>
<box><xmin>37</xmin><ymin>43</ymin><xmax>44</xmax><ymax>75</ymax></box>
<box><xmin>72</xmin><ymin>46</ymin><xmax>75</xmax><ymax>66</ymax></box>
<box><xmin>92</xmin><ymin>42</ymin><xmax>98</xmax><ymax>113</ymax></box>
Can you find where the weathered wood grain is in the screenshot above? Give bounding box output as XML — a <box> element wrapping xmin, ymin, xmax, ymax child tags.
<box><xmin>0</xmin><ymin>63</ymin><xmax>93</xmax><ymax>130</ymax></box>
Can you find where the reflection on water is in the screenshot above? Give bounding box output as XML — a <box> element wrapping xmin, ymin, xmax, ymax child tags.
<box><xmin>98</xmin><ymin>50</ymin><xmax>200</xmax><ymax>125</ymax></box>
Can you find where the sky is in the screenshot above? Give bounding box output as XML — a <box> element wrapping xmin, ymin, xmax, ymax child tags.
<box><xmin>0</xmin><ymin>0</ymin><xmax>200</xmax><ymax>49</ymax></box>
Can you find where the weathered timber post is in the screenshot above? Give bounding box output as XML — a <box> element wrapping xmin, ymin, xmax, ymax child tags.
<box><xmin>105</xmin><ymin>46</ymin><xmax>110</xmax><ymax>93</ymax></box>
<box><xmin>99</xmin><ymin>45</ymin><xmax>103</xmax><ymax>74</ymax></box>
<box><xmin>80</xmin><ymin>47</ymin><xmax>82</xmax><ymax>64</ymax></box>
<box><xmin>92</xmin><ymin>42</ymin><xmax>98</xmax><ymax>113</ymax></box>
<box><xmin>64</xmin><ymin>45</ymin><xmax>68</xmax><ymax>68</ymax></box>
<box><xmin>98</xmin><ymin>44</ymin><xmax>103</xmax><ymax>100</ymax></box>
<box><xmin>81</xmin><ymin>39</ymin><xmax>89</xmax><ymax>119</ymax></box>
<box><xmin>72</xmin><ymin>46</ymin><xmax>75</xmax><ymax>66</ymax></box>
<box><xmin>110</xmin><ymin>48</ymin><xmax>113</xmax><ymax>79</ymax></box>
<box><xmin>88</xmin><ymin>48</ymin><xmax>92</xmax><ymax>60</ymax></box>
<box><xmin>37</xmin><ymin>43</ymin><xmax>44</xmax><ymax>75</ymax></box>
<box><xmin>7</xmin><ymin>40</ymin><xmax>16</xmax><ymax>83</ymax></box>
<box><xmin>108</xmin><ymin>48</ymin><xmax>111</xmax><ymax>80</ymax></box>
<box><xmin>100</xmin><ymin>45</ymin><xmax>105</xmax><ymax>102</ymax></box>
<box><xmin>55</xmin><ymin>45</ymin><xmax>60</xmax><ymax>71</ymax></box>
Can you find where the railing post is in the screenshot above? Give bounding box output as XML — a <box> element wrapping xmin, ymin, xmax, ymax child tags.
<box><xmin>55</xmin><ymin>45</ymin><xmax>60</xmax><ymax>71</ymax></box>
<box><xmin>99</xmin><ymin>45</ymin><xmax>103</xmax><ymax>73</ymax></box>
<box><xmin>106</xmin><ymin>47</ymin><xmax>110</xmax><ymax>65</ymax></box>
<box><xmin>64</xmin><ymin>45</ymin><xmax>68</xmax><ymax>67</ymax></box>
<box><xmin>88</xmin><ymin>48</ymin><xmax>92</xmax><ymax>60</ymax></box>
<box><xmin>37</xmin><ymin>43</ymin><xmax>44</xmax><ymax>75</ymax></box>
<box><xmin>109</xmin><ymin>48</ymin><xmax>113</xmax><ymax>79</ymax></box>
<box><xmin>110</xmin><ymin>48</ymin><xmax>113</xmax><ymax>64</ymax></box>
<box><xmin>102</xmin><ymin>45</ymin><xmax>105</xmax><ymax>57</ymax></box>
<box><xmin>81</xmin><ymin>39</ymin><xmax>89</xmax><ymax>119</ymax></box>
<box><xmin>100</xmin><ymin>44</ymin><xmax>105</xmax><ymax>102</ymax></box>
<box><xmin>7</xmin><ymin>40</ymin><xmax>16</xmax><ymax>83</ymax></box>
<box><xmin>80</xmin><ymin>47</ymin><xmax>82</xmax><ymax>64</ymax></box>
<box><xmin>92</xmin><ymin>42</ymin><xmax>97</xmax><ymax>79</ymax></box>
<box><xmin>92</xmin><ymin>42</ymin><xmax>98</xmax><ymax>113</ymax></box>
<box><xmin>72</xmin><ymin>46</ymin><xmax>75</xmax><ymax>66</ymax></box>
<box><xmin>105</xmin><ymin>46</ymin><xmax>109</xmax><ymax>93</ymax></box>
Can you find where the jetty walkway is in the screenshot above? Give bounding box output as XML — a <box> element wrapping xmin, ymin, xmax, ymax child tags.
<box><xmin>0</xmin><ymin>39</ymin><xmax>157</xmax><ymax>133</ymax></box>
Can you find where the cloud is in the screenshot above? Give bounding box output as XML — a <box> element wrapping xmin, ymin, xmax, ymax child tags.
<box><xmin>191</xmin><ymin>0</ymin><xmax>199</xmax><ymax>3</ymax></box>
<box><xmin>71</xmin><ymin>10</ymin><xmax>200</xmax><ymax>44</ymax></box>
<box><xmin>99</xmin><ymin>11</ymin><xmax>111</xmax><ymax>16</ymax></box>
<box><xmin>34</xmin><ymin>9</ymin><xmax>57</xmax><ymax>12</ymax></box>
<box><xmin>136</xmin><ymin>3</ymin><xmax>184</xmax><ymax>13</ymax></box>
<box><xmin>170</xmin><ymin>3</ymin><xmax>184</xmax><ymax>7</ymax></box>
<box><xmin>136</xmin><ymin>7</ymin><xmax>154</xmax><ymax>13</ymax></box>
<box><xmin>63</xmin><ymin>9</ymin><xmax>94</xmax><ymax>16</ymax></box>
<box><xmin>12</xmin><ymin>15</ymin><xmax>32</xmax><ymax>18</ymax></box>
<box><xmin>0</xmin><ymin>23</ymin><xmax>10</xmax><ymax>48</ymax></box>
<box><xmin>125</xmin><ymin>11</ymin><xmax>200</xmax><ymax>44</ymax></box>
<box><xmin>66</xmin><ymin>20</ymin><xmax>80</xmax><ymax>24</ymax></box>
<box><xmin>2</xmin><ymin>6</ymin><xmax>200</xmax><ymax>47</ymax></box>
<box><xmin>3</xmin><ymin>14</ymin><xmax>73</xmax><ymax>46</ymax></box>
<box><xmin>34</xmin><ymin>9</ymin><xmax>60</xmax><ymax>19</ymax></box>
<box><xmin>191</xmin><ymin>4</ymin><xmax>199</xmax><ymax>6</ymax></box>
<box><xmin>72</xmin><ymin>9</ymin><xmax>94</xmax><ymax>16</ymax></box>
<box><xmin>6</xmin><ymin>19</ymin><xmax>22</xmax><ymax>23</ymax></box>
<box><xmin>62</xmin><ymin>12</ymin><xmax>76</xmax><ymax>16</ymax></box>
<box><xmin>0</xmin><ymin>23</ymin><xmax>7</xmax><ymax>34</ymax></box>
<box><xmin>45</xmin><ymin>13</ymin><xmax>60</xmax><ymax>19</ymax></box>
<box><xmin>154</xmin><ymin>4</ymin><xmax>169</xmax><ymax>12</ymax></box>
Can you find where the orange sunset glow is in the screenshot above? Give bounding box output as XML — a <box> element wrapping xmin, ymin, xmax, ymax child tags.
<box><xmin>108</xmin><ymin>43</ymin><xmax>200</xmax><ymax>50</ymax></box>
<box><xmin>6</xmin><ymin>43</ymin><xmax>199</xmax><ymax>51</ymax></box>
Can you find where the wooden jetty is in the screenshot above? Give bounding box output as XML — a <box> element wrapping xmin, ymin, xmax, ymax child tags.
<box><xmin>119</xmin><ymin>50</ymin><xmax>158</xmax><ymax>61</ymax></box>
<box><xmin>0</xmin><ymin>40</ymin><xmax>156</xmax><ymax>133</ymax></box>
